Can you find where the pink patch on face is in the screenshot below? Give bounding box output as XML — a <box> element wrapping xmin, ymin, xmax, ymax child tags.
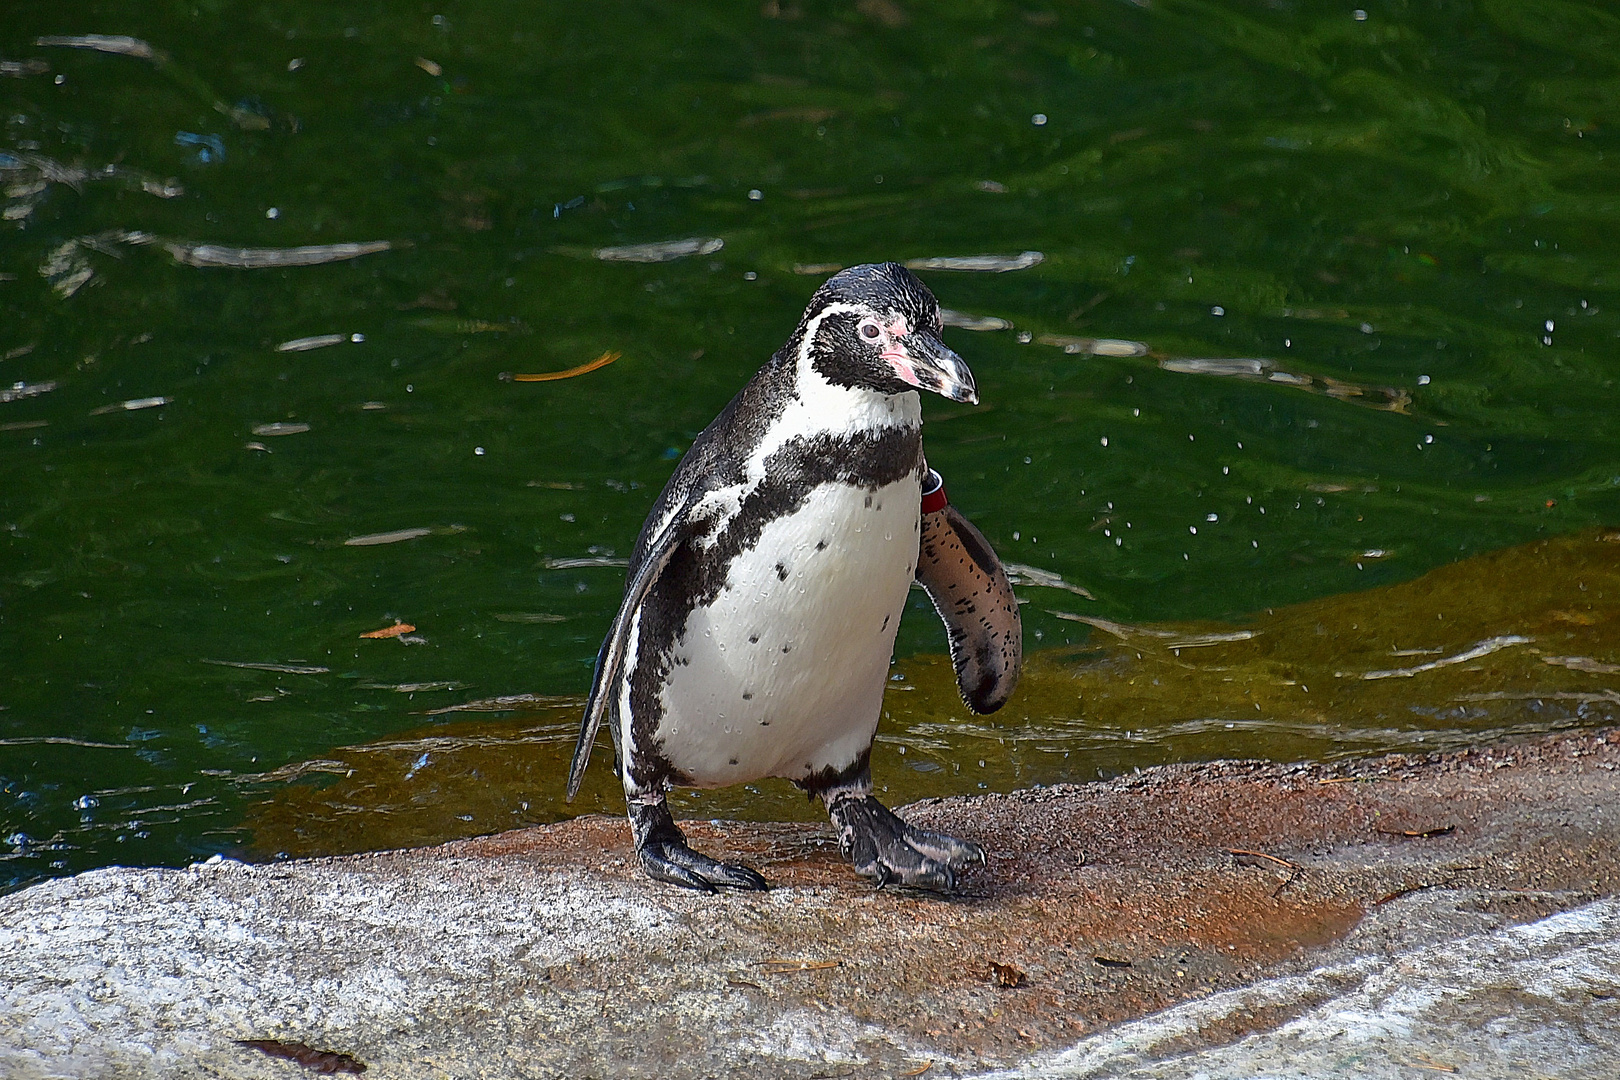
<box><xmin>878</xmin><ymin>314</ymin><xmax>921</xmax><ymax>385</ymax></box>
<box><xmin>885</xmin><ymin>356</ymin><xmax>920</xmax><ymax>387</ymax></box>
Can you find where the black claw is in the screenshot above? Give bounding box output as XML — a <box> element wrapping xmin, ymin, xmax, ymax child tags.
<box><xmin>629</xmin><ymin>797</ymin><xmax>771</xmax><ymax>892</ymax></box>
<box><xmin>827</xmin><ymin>795</ymin><xmax>983</xmax><ymax>893</ymax></box>
<box><xmin>641</xmin><ymin>844</ymin><xmax>718</xmax><ymax>893</ymax></box>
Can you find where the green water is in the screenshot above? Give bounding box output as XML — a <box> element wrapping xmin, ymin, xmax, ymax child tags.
<box><xmin>5</xmin><ymin>1</ymin><xmax>1620</xmax><ymax>888</ymax></box>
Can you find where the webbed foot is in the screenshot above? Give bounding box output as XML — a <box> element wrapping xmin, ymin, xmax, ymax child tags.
<box><xmin>629</xmin><ymin>798</ymin><xmax>769</xmax><ymax>893</ymax></box>
<box><xmin>826</xmin><ymin>794</ymin><xmax>984</xmax><ymax>892</ymax></box>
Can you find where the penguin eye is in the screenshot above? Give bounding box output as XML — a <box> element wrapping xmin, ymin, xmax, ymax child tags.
<box><xmin>859</xmin><ymin>321</ymin><xmax>882</xmax><ymax>341</ymax></box>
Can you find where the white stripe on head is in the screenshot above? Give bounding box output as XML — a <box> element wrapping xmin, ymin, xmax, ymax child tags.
<box><xmin>686</xmin><ymin>302</ymin><xmax>920</xmax><ymax>546</ymax></box>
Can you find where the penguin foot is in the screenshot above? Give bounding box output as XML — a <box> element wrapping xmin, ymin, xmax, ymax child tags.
<box><xmin>629</xmin><ymin>798</ymin><xmax>769</xmax><ymax>893</ymax></box>
<box><xmin>826</xmin><ymin>795</ymin><xmax>984</xmax><ymax>893</ymax></box>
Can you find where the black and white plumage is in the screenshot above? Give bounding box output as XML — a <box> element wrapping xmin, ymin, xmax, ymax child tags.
<box><xmin>567</xmin><ymin>262</ymin><xmax>1021</xmax><ymax>892</ymax></box>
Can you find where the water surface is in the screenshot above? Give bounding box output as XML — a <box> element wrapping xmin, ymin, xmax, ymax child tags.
<box><xmin>4</xmin><ymin>1</ymin><xmax>1620</xmax><ymax>887</ymax></box>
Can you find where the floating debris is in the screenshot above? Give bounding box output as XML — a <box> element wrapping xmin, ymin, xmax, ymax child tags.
<box><xmin>941</xmin><ymin>310</ymin><xmax>1013</xmax><ymax>332</ymax></box>
<box><xmin>592</xmin><ymin>237</ymin><xmax>722</xmax><ymax>263</ymax></box>
<box><xmin>492</xmin><ymin>612</ymin><xmax>568</xmax><ymax>624</ymax></box>
<box><xmin>88</xmin><ymin>396</ymin><xmax>169</xmax><ymax>414</ymax></box>
<box><xmin>1275</xmin><ymin>306</ymin><xmax>1351</xmax><ymax>321</ymax></box>
<box><xmin>0</xmin><ymin>736</ymin><xmax>127</xmax><ymax>748</ymax></box>
<box><xmin>1158</xmin><ymin>355</ymin><xmax>1412</xmax><ymax>413</ymax></box>
<box><xmin>35</xmin><ymin>35</ymin><xmax>270</xmax><ymax>130</ymax></box>
<box><xmin>543</xmin><ymin>555</ymin><xmax>630</xmax><ymax>569</ymax></box>
<box><xmin>410</xmin><ymin>316</ymin><xmax>524</xmax><ymax>335</ymax></box>
<box><xmin>1</xmin><ymin>380</ymin><xmax>57</xmax><ymax>404</ymax></box>
<box><xmin>359</xmin><ymin>622</ymin><xmax>415</xmax><ymax>639</ymax></box>
<box><xmin>36</xmin><ymin>34</ymin><xmax>156</xmax><ymax>59</ymax></box>
<box><xmin>1165</xmin><ymin>630</ymin><xmax>1260</xmax><ymax>649</ymax></box>
<box><xmin>1038</xmin><ymin>334</ymin><xmax>1148</xmax><ymax>357</ymax></box>
<box><xmin>201</xmin><ymin>659</ymin><xmax>330</xmax><ymax>674</ymax></box>
<box><xmin>1</xmin><ymin>59</ymin><xmax>50</xmax><ymax>78</ymax></box>
<box><xmin>413</xmin><ymin>57</ymin><xmax>442</xmax><ymax>77</ymax></box>
<box><xmin>1543</xmin><ymin>655</ymin><xmax>1620</xmax><ymax>675</ymax></box>
<box><xmin>506</xmin><ymin>351</ymin><xmax>619</xmax><ymax>383</ymax></box>
<box><xmin>1005</xmin><ymin>562</ymin><xmax>1095</xmax><ymax>599</ymax></box>
<box><xmin>1160</xmin><ymin>357</ymin><xmax>1272</xmax><ymax>377</ymax></box>
<box><xmin>275</xmin><ymin>334</ymin><xmax>348</xmax><ymax>353</ymax></box>
<box><xmin>425</xmin><ymin>693</ymin><xmax>574</xmax><ymax>715</ymax></box>
<box><xmin>1355</xmin><ymin>635</ymin><xmax>1533</xmax><ymax>681</ymax></box>
<box><xmin>1048</xmin><ymin>612</ymin><xmax>1178</xmax><ymax>639</ymax></box>
<box><xmin>905</xmin><ymin>251</ymin><xmax>1043</xmax><ymax>273</ymax></box>
<box><xmin>344</xmin><ymin>527</ymin><xmax>432</xmax><ymax>547</ymax></box>
<box><xmin>174</xmin><ymin>130</ymin><xmax>225</xmax><ymax>164</ymax></box>
<box><xmin>164</xmin><ymin>240</ymin><xmax>391</xmax><ymax>269</ymax></box>
<box><xmin>38</xmin><ymin>239</ymin><xmax>96</xmax><ymax>298</ymax></box>
<box><xmin>251</xmin><ymin>422</ymin><xmax>309</xmax><ymax>436</ymax></box>
<box><xmin>791</xmin><ymin>262</ymin><xmax>844</xmax><ymax>276</ymax></box>
<box><xmin>359</xmin><ymin>681</ymin><xmax>470</xmax><ymax>693</ymax></box>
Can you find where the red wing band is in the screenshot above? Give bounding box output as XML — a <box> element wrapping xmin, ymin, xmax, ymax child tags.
<box><xmin>921</xmin><ymin>468</ymin><xmax>948</xmax><ymax>514</ymax></box>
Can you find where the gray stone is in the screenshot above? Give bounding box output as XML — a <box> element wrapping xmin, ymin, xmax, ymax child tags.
<box><xmin>4</xmin><ymin>729</ymin><xmax>1619</xmax><ymax>1078</ymax></box>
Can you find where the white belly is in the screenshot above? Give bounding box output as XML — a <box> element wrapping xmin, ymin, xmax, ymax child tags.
<box><xmin>656</xmin><ymin>475</ymin><xmax>921</xmax><ymax>786</ymax></box>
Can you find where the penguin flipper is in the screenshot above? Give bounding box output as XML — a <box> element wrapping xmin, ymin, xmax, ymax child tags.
<box><xmin>566</xmin><ymin>512</ymin><xmax>694</xmax><ymax>800</ymax></box>
<box><xmin>915</xmin><ymin>477</ymin><xmax>1023</xmax><ymax>714</ymax></box>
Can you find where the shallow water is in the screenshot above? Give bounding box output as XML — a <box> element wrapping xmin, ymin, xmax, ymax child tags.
<box><xmin>4</xmin><ymin>2</ymin><xmax>1620</xmax><ymax>887</ymax></box>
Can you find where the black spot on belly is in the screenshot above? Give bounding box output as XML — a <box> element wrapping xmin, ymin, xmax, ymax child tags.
<box><xmin>782</xmin><ymin>644</ymin><xmax>792</xmax><ymax>653</ymax></box>
<box><xmin>816</xmin><ymin>538</ymin><xmax>827</xmax><ymax>551</ymax></box>
<box><xmin>748</xmin><ymin>633</ymin><xmax>760</xmax><ymax>644</ymax></box>
<box><xmin>775</xmin><ymin>561</ymin><xmax>789</xmax><ymax>581</ymax></box>
<box><xmin>881</xmin><ymin>613</ymin><xmax>890</xmax><ymax>631</ymax></box>
<box><xmin>864</xmin><ymin>494</ymin><xmax>873</xmax><ymax>508</ymax></box>
<box><xmin>742</xmin><ymin>691</ymin><xmax>753</xmax><ymax>700</ymax></box>
<box><xmin>729</xmin><ymin>757</ymin><xmax>739</xmax><ymax>766</ymax></box>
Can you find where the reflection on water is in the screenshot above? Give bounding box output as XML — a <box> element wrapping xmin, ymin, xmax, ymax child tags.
<box><xmin>5</xmin><ymin>1</ymin><xmax>1620</xmax><ymax>885</ymax></box>
<box><xmin>246</xmin><ymin>529</ymin><xmax>1620</xmax><ymax>860</ymax></box>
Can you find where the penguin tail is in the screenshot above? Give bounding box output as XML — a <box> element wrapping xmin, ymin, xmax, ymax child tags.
<box><xmin>566</xmin><ymin>637</ymin><xmax>614</xmax><ymax>801</ymax></box>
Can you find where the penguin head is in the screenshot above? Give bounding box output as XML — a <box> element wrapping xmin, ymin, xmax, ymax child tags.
<box><xmin>800</xmin><ymin>262</ymin><xmax>978</xmax><ymax>404</ymax></box>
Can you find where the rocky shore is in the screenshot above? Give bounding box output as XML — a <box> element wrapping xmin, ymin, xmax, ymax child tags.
<box><xmin>4</xmin><ymin>728</ymin><xmax>1619</xmax><ymax>1078</ymax></box>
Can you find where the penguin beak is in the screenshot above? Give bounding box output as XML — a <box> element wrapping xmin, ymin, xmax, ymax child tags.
<box><xmin>885</xmin><ymin>332</ymin><xmax>979</xmax><ymax>405</ymax></box>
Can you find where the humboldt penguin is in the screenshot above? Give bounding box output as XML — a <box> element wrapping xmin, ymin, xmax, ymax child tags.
<box><xmin>566</xmin><ymin>262</ymin><xmax>1022</xmax><ymax>892</ymax></box>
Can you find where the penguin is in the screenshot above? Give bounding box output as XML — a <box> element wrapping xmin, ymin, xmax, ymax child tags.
<box><xmin>566</xmin><ymin>262</ymin><xmax>1022</xmax><ymax>892</ymax></box>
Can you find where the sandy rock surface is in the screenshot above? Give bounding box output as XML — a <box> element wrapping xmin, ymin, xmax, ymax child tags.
<box><xmin>4</xmin><ymin>729</ymin><xmax>1620</xmax><ymax>1078</ymax></box>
